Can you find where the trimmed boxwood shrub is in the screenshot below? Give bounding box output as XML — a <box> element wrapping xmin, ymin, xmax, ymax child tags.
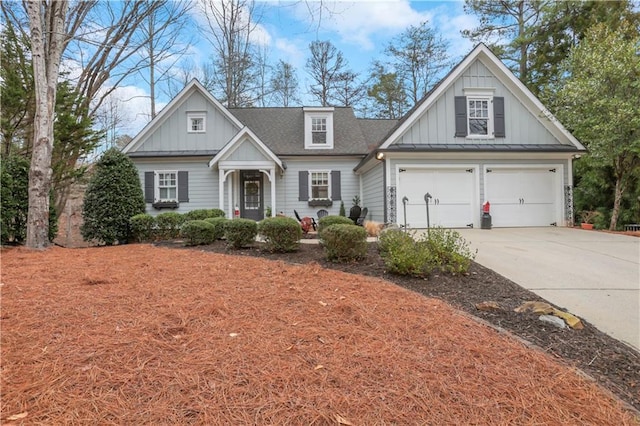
<box><xmin>204</xmin><ymin>217</ymin><xmax>228</xmax><ymax>240</ymax></box>
<box><xmin>156</xmin><ymin>212</ymin><xmax>184</xmax><ymax>239</ymax></box>
<box><xmin>320</xmin><ymin>223</ymin><xmax>367</xmax><ymax>262</ymax></box>
<box><xmin>81</xmin><ymin>148</ymin><xmax>145</xmax><ymax>245</ymax></box>
<box><xmin>184</xmin><ymin>208</ymin><xmax>224</xmax><ymax>221</ymax></box>
<box><xmin>257</xmin><ymin>216</ymin><xmax>302</xmax><ymax>253</ymax></box>
<box><xmin>206</xmin><ymin>208</ymin><xmax>225</xmax><ymax>218</ymax></box>
<box><xmin>130</xmin><ymin>214</ymin><xmax>156</xmax><ymax>242</ymax></box>
<box><xmin>317</xmin><ymin>215</ymin><xmax>353</xmax><ymax>239</ymax></box>
<box><xmin>180</xmin><ymin>220</ymin><xmax>216</xmax><ymax>246</ymax></box>
<box><xmin>224</xmin><ymin>218</ymin><xmax>258</xmax><ymax>249</ymax></box>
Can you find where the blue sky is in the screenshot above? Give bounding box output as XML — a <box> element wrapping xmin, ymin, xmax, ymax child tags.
<box><xmin>116</xmin><ymin>0</ymin><xmax>477</xmax><ymax>135</ymax></box>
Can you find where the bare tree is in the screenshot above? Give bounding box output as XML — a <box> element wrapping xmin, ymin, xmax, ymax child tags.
<box><xmin>200</xmin><ymin>0</ymin><xmax>259</xmax><ymax>107</ymax></box>
<box><xmin>270</xmin><ymin>60</ymin><xmax>300</xmax><ymax>107</ymax></box>
<box><xmin>386</xmin><ymin>21</ymin><xmax>450</xmax><ymax>105</ymax></box>
<box><xmin>137</xmin><ymin>0</ymin><xmax>193</xmax><ymax>118</ymax></box>
<box><xmin>330</xmin><ymin>70</ymin><xmax>367</xmax><ymax>109</ymax></box>
<box><xmin>24</xmin><ymin>0</ymin><xmax>69</xmax><ymax>249</ymax></box>
<box><xmin>254</xmin><ymin>43</ymin><xmax>272</xmax><ymax>107</ymax></box>
<box><xmin>305</xmin><ymin>40</ymin><xmax>347</xmax><ymax>106</ymax></box>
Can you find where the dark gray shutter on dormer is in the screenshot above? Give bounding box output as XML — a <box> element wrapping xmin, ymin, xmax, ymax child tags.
<box><xmin>454</xmin><ymin>96</ymin><xmax>467</xmax><ymax>137</ymax></box>
<box><xmin>298</xmin><ymin>171</ymin><xmax>309</xmax><ymax>201</ymax></box>
<box><xmin>178</xmin><ymin>171</ymin><xmax>189</xmax><ymax>202</ymax></box>
<box><xmin>493</xmin><ymin>96</ymin><xmax>505</xmax><ymax>138</ymax></box>
<box><xmin>331</xmin><ymin>170</ymin><xmax>341</xmax><ymax>200</ymax></box>
<box><xmin>144</xmin><ymin>171</ymin><xmax>154</xmax><ymax>203</ymax></box>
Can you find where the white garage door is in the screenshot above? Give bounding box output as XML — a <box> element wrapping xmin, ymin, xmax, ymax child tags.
<box><xmin>397</xmin><ymin>167</ymin><xmax>476</xmax><ymax>228</ymax></box>
<box><xmin>484</xmin><ymin>166</ymin><xmax>560</xmax><ymax>227</ymax></box>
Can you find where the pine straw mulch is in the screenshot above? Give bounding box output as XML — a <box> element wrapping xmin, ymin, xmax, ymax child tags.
<box><xmin>1</xmin><ymin>244</ymin><xmax>639</xmax><ymax>425</ymax></box>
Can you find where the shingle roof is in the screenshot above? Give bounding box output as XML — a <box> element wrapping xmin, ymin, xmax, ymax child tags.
<box><xmin>229</xmin><ymin>107</ymin><xmax>372</xmax><ymax>156</ymax></box>
<box><xmin>357</xmin><ymin>118</ymin><xmax>399</xmax><ymax>150</ymax></box>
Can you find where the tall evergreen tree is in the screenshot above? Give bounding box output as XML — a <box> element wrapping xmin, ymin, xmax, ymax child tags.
<box><xmin>367</xmin><ymin>63</ymin><xmax>408</xmax><ymax>119</ymax></box>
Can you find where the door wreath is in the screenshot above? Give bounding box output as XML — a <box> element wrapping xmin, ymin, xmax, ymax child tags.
<box><xmin>245</xmin><ymin>182</ymin><xmax>259</xmax><ymax>195</ymax></box>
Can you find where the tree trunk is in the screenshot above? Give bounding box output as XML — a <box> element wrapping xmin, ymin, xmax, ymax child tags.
<box><xmin>25</xmin><ymin>1</ymin><xmax>69</xmax><ymax>249</ymax></box>
<box><xmin>610</xmin><ymin>174</ymin><xmax>624</xmax><ymax>231</ymax></box>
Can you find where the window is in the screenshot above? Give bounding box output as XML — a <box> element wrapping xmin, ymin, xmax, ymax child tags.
<box><xmin>468</xmin><ymin>98</ymin><xmax>489</xmax><ymax>135</ymax></box>
<box><xmin>310</xmin><ymin>171</ymin><xmax>330</xmax><ymax>200</ymax></box>
<box><xmin>311</xmin><ymin>117</ymin><xmax>327</xmax><ymax>145</ymax></box>
<box><xmin>304</xmin><ymin>107</ymin><xmax>334</xmax><ymax>149</ymax></box>
<box><xmin>157</xmin><ymin>171</ymin><xmax>177</xmax><ymax>201</ymax></box>
<box><xmin>187</xmin><ymin>112</ymin><xmax>206</xmax><ymax>133</ymax></box>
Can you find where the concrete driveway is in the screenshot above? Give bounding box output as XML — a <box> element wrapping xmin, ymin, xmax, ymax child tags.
<box><xmin>456</xmin><ymin>227</ymin><xmax>639</xmax><ymax>351</ymax></box>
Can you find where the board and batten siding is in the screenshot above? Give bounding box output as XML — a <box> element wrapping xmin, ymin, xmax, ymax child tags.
<box><xmin>134</xmin><ymin>158</ymin><xmax>219</xmax><ymax>216</ymax></box>
<box><xmin>276</xmin><ymin>158</ymin><xmax>362</xmax><ymax>219</ymax></box>
<box><xmin>226</xmin><ymin>138</ymin><xmax>270</xmax><ymax>162</ymax></box>
<box><xmin>134</xmin><ymin>90</ymin><xmax>239</xmax><ymax>153</ymax></box>
<box><xmin>386</xmin><ymin>157</ymin><xmax>569</xmax><ymax>219</ymax></box>
<box><xmin>361</xmin><ymin>163</ymin><xmax>385</xmax><ymax>223</ymax></box>
<box><xmin>397</xmin><ymin>59</ymin><xmax>559</xmax><ymax>147</ymax></box>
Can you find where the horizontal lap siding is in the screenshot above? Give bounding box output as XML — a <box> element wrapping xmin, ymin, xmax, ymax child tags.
<box><xmin>277</xmin><ymin>158</ymin><xmax>361</xmax><ymax>219</ymax></box>
<box><xmin>134</xmin><ymin>158</ymin><xmax>218</xmax><ymax>216</ymax></box>
<box><xmin>361</xmin><ymin>164</ymin><xmax>384</xmax><ymax>223</ymax></box>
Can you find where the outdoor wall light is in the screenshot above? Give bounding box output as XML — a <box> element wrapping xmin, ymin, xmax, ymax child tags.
<box><xmin>376</xmin><ymin>151</ymin><xmax>385</xmax><ymax>160</ymax></box>
<box><xmin>573</xmin><ymin>154</ymin><xmax>582</xmax><ymax>159</ymax></box>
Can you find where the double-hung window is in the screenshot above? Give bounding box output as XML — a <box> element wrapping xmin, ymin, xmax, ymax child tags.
<box><xmin>157</xmin><ymin>171</ymin><xmax>177</xmax><ymax>201</ymax></box>
<box><xmin>311</xmin><ymin>117</ymin><xmax>327</xmax><ymax>145</ymax></box>
<box><xmin>468</xmin><ymin>98</ymin><xmax>490</xmax><ymax>136</ymax></box>
<box><xmin>187</xmin><ymin>112</ymin><xmax>206</xmax><ymax>133</ymax></box>
<box><xmin>310</xmin><ymin>171</ymin><xmax>330</xmax><ymax>200</ymax></box>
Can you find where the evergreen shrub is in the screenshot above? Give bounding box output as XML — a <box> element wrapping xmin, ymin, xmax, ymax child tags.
<box><xmin>257</xmin><ymin>216</ymin><xmax>301</xmax><ymax>252</ymax></box>
<box><xmin>224</xmin><ymin>218</ymin><xmax>257</xmax><ymax>249</ymax></box>
<box><xmin>130</xmin><ymin>214</ymin><xmax>156</xmax><ymax>242</ymax></box>
<box><xmin>156</xmin><ymin>212</ymin><xmax>184</xmax><ymax>239</ymax></box>
<box><xmin>317</xmin><ymin>215</ymin><xmax>353</xmax><ymax>239</ymax></box>
<box><xmin>204</xmin><ymin>217</ymin><xmax>228</xmax><ymax>240</ymax></box>
<box><xmin>320</xmin><ymin>223</ymin><xmax>367</xmax><ymax>262</ymax></box>
<box><xmin>180</xmin><ymin>220</ymin><xmax>216</xmax><ymax>246</ymax></box>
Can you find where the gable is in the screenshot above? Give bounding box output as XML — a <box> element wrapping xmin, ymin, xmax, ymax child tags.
<box><xmin>225</xmin><ymin>137</ymin><xmax>272</xmax><ymax>162</ymax></box>
<box><xmin>123</xmin><ymin>81</ymin><xmax>241</xmax><ymax>155</ymax></box>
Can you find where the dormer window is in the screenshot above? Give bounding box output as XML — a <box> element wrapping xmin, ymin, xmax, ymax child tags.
<box><xmin>468</xmin><ymin>98</ymin><xmax>491</xmax><ymax>136</ymax></box>
<box><xmin>304</xmin><ymin>107</ymin><xmax>334</xmax><ymax>149</ymax></box>
<box><xmin>455</xmin><ymin>88</ymin><xmax>505</xmax><ymax>139</ymax></box>
<box><xmin>187</xmin><ymin>112</ymin><xmax>206</xmax><ymax>133</ymax></box>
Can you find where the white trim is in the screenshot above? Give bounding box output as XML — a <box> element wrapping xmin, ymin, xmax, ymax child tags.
<box><xmin>219</xmin><ymin>161</ymin><xmax>275</xmax><ymax>170</ymax></box>
<box><xmin>208</xmin><ymin>126</ymin><xmax>283</xmax><ymax>170</ymax></box>
<box><xmin>122</xmin><ymin>79</ymin><xmax>244</xmax><ymax>154</ymax></box>
<box><xmin>377</xmin><ymin>44</ymin><xmax>585</xmax><ymax>151</ymax></box>
<box><xmin>308</xmin><ymin>169</ymin><xmax>332</xmax><ymax>201</ymax></box>
<box><xmin>466</xmin><ymin>95</ymin><xmax>494</xmax><ymax>139</ymax></box>
<box><xmin>304</xmin><ymin>111</ymin><xmax>334</xmax><ymax>150</ymax></box>
<box><xmin>154</xmin><ymin>170</ymin><xmax>178</xmax><ymax>202</ymax></box>
<box><xmin>187</xmin><ymin>112</ymin><xmax>206</xmax><ymax>133</ymax></box>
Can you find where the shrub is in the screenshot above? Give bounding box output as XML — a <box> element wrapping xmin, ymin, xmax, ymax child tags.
<box><xmin>180</xmin><ymin>220</ymin><xmax>217</xmax><ymax>246</ymax></box>
<box><xmin>378</xmin><ymin>229</ymin><xmax>431</xmax><ymax>276</ymax></box>
<box><xmin>184</xmin><ymin>208</ymin><xmax>224</xmax><ymax>221</ymax></box>
<box><xmin>207</xmin><ymin>208</ymin><xmax>225</xmax><ymax>218</ymax></box>
<box><xmin>81</xmin><ymin>148</ymin><xmax>145</xmax><ymax>245</ymax></box>
<box><xmin>224</xmin><ymin>218</ymin><xmax>257</xmax><ymax>249</ymax></box>
<box><xmin>422</xmin><ymin>228</ymin><xmax>476</xmax><ymax>274</ymax></box>
<box><xmin>339</xmin><ymin>201</ymin><xmax>346</xmax><ymax>216</ymax></box>
<box><xmin>317</xmin><ymin>215</ymin><xmax>353</xmax><ymax>239</ymax></box>
<box><xmin>156</xmin><ymin>212</ymin><xmax>184</xmax><ymax>239</ymax></box>
<box><xmin>257</xmin><ymin>216</ymin><xmax>301</xmax><ymax>253</ymax></box>
<box><xmin>204</xmin><ymin>217</ymin><xmax>228</xmax><ymax>240</ymax></box>
<box><xmin>320</xmin><ymin>223</ymin><xmax>368</xmax><ymax>262</ymax></box>
<box><xmin>130</xmin><ymin>214</ymin><xmax>156</xmax><ymax>242</ymax></box>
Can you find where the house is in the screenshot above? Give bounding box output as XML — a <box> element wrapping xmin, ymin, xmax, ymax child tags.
<box><xmin>123</xmin><ymin>44</ymin><xmax>585</xmax><ymax>228</ymax></box>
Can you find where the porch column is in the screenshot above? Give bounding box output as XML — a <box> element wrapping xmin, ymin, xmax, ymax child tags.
<box><xmin>270</xmin><ymin>168</ymin><xmax>276</xmax><ymax>216</ymax></box>
<box><xmin>218</xmin><ymin>168</ymin><xmax>225</xmax><ymax>212</ymax></box>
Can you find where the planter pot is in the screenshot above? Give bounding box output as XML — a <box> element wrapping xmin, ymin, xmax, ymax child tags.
<box><xmin>580</xmin><ymin>223</ymin><xmax>594</xmax><ymax>230</ymax></box>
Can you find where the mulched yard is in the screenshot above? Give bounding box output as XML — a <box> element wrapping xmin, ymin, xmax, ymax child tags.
<box><xmin>1</xmin><ymin>241</ymin><xmax>639</xmax><ymax>424</ymax></box>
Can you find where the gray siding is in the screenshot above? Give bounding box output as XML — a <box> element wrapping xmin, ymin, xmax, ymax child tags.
<box><xmin>398</xmin><ymin>58</ymin><xmax>560</xmax><ymax>146</ymax></box>
<box><xmin>276</xmin><ymin>157</ymin><xmax>361</xmax><ymax>219</ymax></box>
<box><xmin>134</xmin><ymin>157</ymin><xmax>219</xmax><ymax>216</ymax></box>
<box><xmin>227</xmin><ymin>138</ymin><xmax>271</xmax><ymax>161</ymax></box>
<box><xmin>135</xmin><ymin>90</ymin><xmax>239</xmax><ymax>153</ymax></box>
<box><xmin>361</xmin><ymin>163</ymin><xmax>384</xmax><ymax>223</ymax></box>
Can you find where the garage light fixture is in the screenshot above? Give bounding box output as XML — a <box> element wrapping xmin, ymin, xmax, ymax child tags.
<box><xmin>375</xmin><ymin>151</ymin><xmax>385</xmax><ymax>160</ymax></box>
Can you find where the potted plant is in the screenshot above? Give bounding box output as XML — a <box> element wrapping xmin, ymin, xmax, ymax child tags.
<box><xmin>578</xmin><ymin>210</ymin><xmax>600</xmax><ymax>230</ymax></box>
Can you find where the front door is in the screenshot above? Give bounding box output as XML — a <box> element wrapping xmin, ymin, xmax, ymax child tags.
<box><xmin>240</xmin><ymin>170</ymin><xmax>263</xmax><ymax>221</ymax></box>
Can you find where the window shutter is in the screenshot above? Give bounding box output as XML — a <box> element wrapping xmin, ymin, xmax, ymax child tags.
<box><xmin>454</xmin><ymin>96</ymin><xmax>467</xmax><ymax>137</ymax></box>
<box><xmin>177</xmin><ymin>171</ymin><xmax>189</xmax><ymax>202</ymax></box>
<box><xmin>493</xmin><ymin>96</ymin><xmax>505</xmax><ymax>138</ymax></box>
<box><xmin>331</xmin><ymin>170</ymin><xmax>341</xmax><ymax>201</ymax></box>
<box><xmin>298</xmin><ymin>171</ymin><xmax>309</xmax><ymax>201</ymax></box>
<box><xmin>144</xmin><ymin>171</ymin><xmax>154</xmax><ymax>203</ymax></box>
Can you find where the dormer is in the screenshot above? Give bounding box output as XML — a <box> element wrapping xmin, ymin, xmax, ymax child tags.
<box><xmin>304</xmin><ymin>107</ymin><xmax>334</xmax><ymax>150</ymax></box>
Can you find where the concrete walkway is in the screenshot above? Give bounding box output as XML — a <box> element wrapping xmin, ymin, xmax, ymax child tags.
<box><xmin>456</xmin><ymin>227</ymin><xmax>640</xmax><ymax>351</ymax></box>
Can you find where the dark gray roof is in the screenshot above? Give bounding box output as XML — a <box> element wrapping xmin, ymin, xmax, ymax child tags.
<box><xmin>357</xmin><ymin>118</ymin><xmax>399</xmax><ymax>150</ymax></box>
<box><xmin>229</xmin><ymin>107</ymin><xmax>371</xmax><ymax>156</ymax></box>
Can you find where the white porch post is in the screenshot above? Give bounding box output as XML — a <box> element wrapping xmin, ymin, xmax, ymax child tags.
<box><xmin>218</xmin><ymin>168</ymin><xmax>225</xmax><ymax>212</ymax></box>
<box><xmin>228</xmin><ymin>172</ymin><xmax>233</xmax><ymax>218</ymax></box>
<box><xmin>270</xmin><ymin>168</ymin><xmax>276</xmax><ymax>216</ymax></box>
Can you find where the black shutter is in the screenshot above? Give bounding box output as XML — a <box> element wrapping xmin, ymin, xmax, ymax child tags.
<box><xmin>331</xmin><ymin>170</ymin><xmax>341</xmax><ymax>200</ymax></box>
<box><xmin>493</xmin><ymin>96</ymin><xmax>505</xmax><ymax>138</ymax></box>
<box><xmin>298</xmin><ymin>171</ymin><xmax>309</xmax><ymax>201</ymax></box>
<box><xmin>144</xmin><ymin>171</ymin><xmax>154</xmax><ymax>203</ymax></box>
<box><xmin>178</xmin><ymin>171</ymin><xmax>189</xmax><ymax>202</ymax></box>
<box><xmin>454</xmin><ymin>96</ymin><xmax>468</xmax><ymax>137</ymax></box>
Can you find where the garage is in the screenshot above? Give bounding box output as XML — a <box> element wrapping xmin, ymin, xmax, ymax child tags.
<box><xmin>397</xmin><ymin>166</ymin><xmax>477</xmax><ymax>228</ymax></box>
<box><xmin>484</xmin><ymin>166</ymin><xmax>561</xmax><ymax>227</ymax></box>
